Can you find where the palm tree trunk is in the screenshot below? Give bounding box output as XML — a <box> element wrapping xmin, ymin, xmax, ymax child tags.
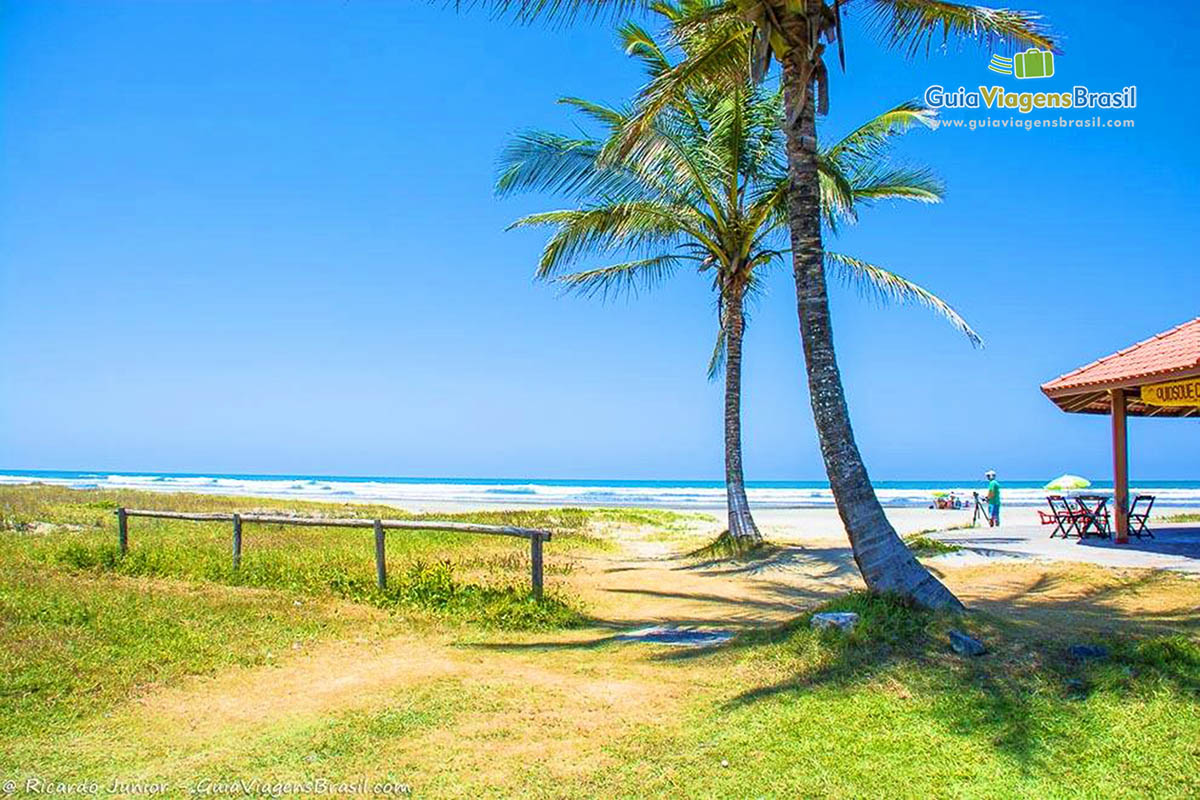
<box><xmin>779</xmin><ymin>56</ymin><xmax>961</xmax><ymax>610</ymax></box>
<box><xmin>723</xmin><ymin>282</ymin><xmax>761</xmax><ymax>542</ymax></box>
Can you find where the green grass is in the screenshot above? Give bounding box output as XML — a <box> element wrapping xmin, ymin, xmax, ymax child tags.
<box><xmin>0</xmin><ymin>485</ymin><xmax>681</xmax><ymax>776</ymax></box>
<box><xmin>904</xmin><ymin>531</ymin><xmax>963</xmax><ymax>557</ymax></box>
<box><xmin>0</xmin><ymin>562</ymin><xmax>366</xmax><ymax>767</ymax></box>
<box><xmin>1162</xmin><ymin>512</ymin><xmax>1200</xmax><ymax>523</ymax></box>
<box><xmin>230</xmin><ymin>683</ymin><xmax>463</xmax><ymax>775</ymax></box>
<box><xmin>0</xmin><ymin>485</ymin><xmax>685</xmax><ymax>776</ymax></box>
<box><xmin>0</xmin><ymin>485</ymin><xmax>672</xmax><ymax>632</ymax></box>
<box><xmin>3</xmin><ymin>485</ymin><xmax>1198</xmax><ymax>797</ymax></box>
<box><xmin>71</xmin><ymin>591</ymin><xmax>1186</xmax><ymax>799</ymax></box>
<box><xmin>686</xmin><ymin>529</ymin><xmax>776</xmax><ymax>561</ymax></box>
<box><xmin>584</xmin><ymin>593</ymin><xmax>1200</xmax><ymax>798</ymax></box>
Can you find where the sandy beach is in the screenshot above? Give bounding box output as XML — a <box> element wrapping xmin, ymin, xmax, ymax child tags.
<box><xmin>349</xmin><ymin>499</ymin><xmax>1200</xmax><ymax>546</ymax></box>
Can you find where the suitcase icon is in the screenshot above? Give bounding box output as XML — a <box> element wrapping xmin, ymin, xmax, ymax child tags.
<box><xmin>1013</xmin><ymin>48</ymin><xmax>1054</xmax><ymax>79</ymax></box>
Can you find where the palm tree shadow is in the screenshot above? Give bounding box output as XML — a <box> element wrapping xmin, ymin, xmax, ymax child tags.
<box><xmin>716</xmin><ymin>631</ymin><xmax>1173</xmax><ymax>772</ymax></box>
<box><xmin>673</xmin><ymin>543</ymin><xmax>861</xmax><ymax>582</ymax></box>
<box><xmin>470</xmin><ymin>562</ymin><xmax>1199</xmax><ymax>776</ymax></box>
<box><xmin>963</xmin><ymin>568</ymin><xmax>1200</xmax><ymax>637</ymax></box>
<box><xmin>709</xmin><ymin>583</ymin><xmax>1200</xmax><ymax>770</ymax></box>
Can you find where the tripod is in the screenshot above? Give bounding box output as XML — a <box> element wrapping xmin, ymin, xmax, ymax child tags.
<box><xmin>971</xmin><ymin>491</ymin><xmax>990</xmax><ymax>528</ymax></box>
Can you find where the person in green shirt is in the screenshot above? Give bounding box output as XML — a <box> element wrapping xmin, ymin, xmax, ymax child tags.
<box><xmin>985</xmin><ymin>470</ymin><xmax>1001</xmax><ymax>527</ymax></box>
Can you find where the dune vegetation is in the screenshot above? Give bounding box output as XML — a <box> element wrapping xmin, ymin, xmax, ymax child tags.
<box><xmin>3</xmin><ymin>485</ymin><xmax>1199</xmax><ymax>797</ymax></box>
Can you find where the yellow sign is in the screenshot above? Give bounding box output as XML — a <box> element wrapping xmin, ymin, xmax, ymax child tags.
<box><xmin>1141</xmin><ymin>377</ymin><xmax>1200</xmax><ymax>407</ymax></box>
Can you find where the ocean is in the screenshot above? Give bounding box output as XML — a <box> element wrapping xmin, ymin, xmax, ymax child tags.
<box><xmin>2</xmin><ymin>470</ymin><xmax>1199</xmax><ymax>509</ymax></box>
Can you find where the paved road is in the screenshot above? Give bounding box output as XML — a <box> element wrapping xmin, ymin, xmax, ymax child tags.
<box><xmin>931</xmin><ymin>523</ymin><xmax>1200</xmax><ymax>574</ymax></box>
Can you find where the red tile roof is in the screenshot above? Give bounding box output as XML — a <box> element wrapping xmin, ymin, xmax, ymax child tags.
<box><xmin>1042</xmin><ymin>317</ymin><xmax>1200</xmax><ymax>395</ymax></box>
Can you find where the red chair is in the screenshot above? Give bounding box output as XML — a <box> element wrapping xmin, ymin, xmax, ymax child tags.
<box><xmin>1045</xmin><ymin>496</ymin><xmax>1080</xmax><ymax>538</ymax></box>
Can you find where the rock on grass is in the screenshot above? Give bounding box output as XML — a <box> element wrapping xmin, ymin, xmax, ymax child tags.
<box><xmin>811</xmin><ymin>612</ymin><xmax>859</xmax><ymax>632</ymax></box>
<box><xmin>1068</xmin><ymin>644</ymin><xmax>1110</xmax><ymax>661</ymax></box>
<box><xmin>949</xmin><ymin>629</ymin><xmax>986</xmax><ymax>656</ymax></box>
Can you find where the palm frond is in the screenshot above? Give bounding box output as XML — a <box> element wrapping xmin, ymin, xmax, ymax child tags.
<box><xmin>706</xmin><ymin>323</ymin><xmax>726</xmax><ymax>380</ymax></box>
<box><xmin>555</xmin><ymin>253</ymin><xmax>684</xmax><ymax>299</ymax></box>
<box><xmin>559</xmin><ymin>96</ymin><xmax>629</xmax><ymax>133</ymax></box>
<box><xmin>817</xmin><ymin>157</ymin><xmax>859</xmax><ymax>229</ymax></box>
<box><xmin>508</xmin><ymin>202</ymin><xmax>698</xmax><ymax>276</ymax></box>
<box><xmin>621</xmin><ymin>20</ymin><xmax>752</xmax><ymax>152</ymax></box>
<box><xmin>819</xmin><ymin>102</ymin><xmax>942</xmax><ymax>228</ymax></box>
<box><xmin>605</xmin><ymin>113</ymin><xmax>729</xmax><ymax>228</ymax></box>
<box><xmin>862</xmin><ymin>0</ymin><xmax>1059</xmax><ymax>57</ymax></box>
<box><xmin>742</xmin><ymin>175</ymin><xmax>790</xmax><ymax>251</ymax></box>
<box><xmin>496</xmin><ymin>132</ymin><xmax>610</xmax><ymax>198</ymax></box>
<box><xmin>619</xmin><ymin>20</ymin><xmax>673</xmax><ymax>77</ymax></box>
<box><xmin>825</xmin><ymin>251</ymin><xmax>982</xmax><ymax>346</ymax></box>
<box><xmin>458</xmin><ymin>0</ymin><xmax>653</xmax><ymax>25</ymax></box>
<box><xmin>822</xmin><ymin>101</ymin><xmax>938</xmax><ymax>164</ymax></box>
<box><xmin>851</xmin><ymin>165</ymin><xmax>944</xmax><ymax>204</ymax></box>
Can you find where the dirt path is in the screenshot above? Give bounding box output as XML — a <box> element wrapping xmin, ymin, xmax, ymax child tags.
<box><xmin>112</xmin><ymin>522</ymin><xmax>851</xmax><ymax>751</ymax></box>
<box><xmin>69</xmin><ymin>518</ymin><xmax>1198</xmax><ymax>790</ymax></box>
<box><xmin>63</xmin><ymin>520</ymin><xmax>856</xmax><ymax>785</ymax></box>
<box><xmin>562</xmin><ymin>513</ymin><xmax>863</xmax><ymax>628</ymax></box>
<box><xmin>110</xmin><ymin>626</ymin><xmax>718</xmax><ymax>782</ymax></box>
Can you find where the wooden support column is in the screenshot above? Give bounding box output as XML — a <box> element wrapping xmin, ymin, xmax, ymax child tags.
<box><xmin>530</xmin><ymin>534</ymin><xmax>544</xmax><ymax>601</ymax></box>
<box><xmin>232</xmin><ymin>513</ymin><xmax>243</xmax><ymax>571</ymax></box>
<box><xmin>117</xmin><ymin>508</ymin><xmax>128</xmax><ymax>555</ymax></box>
<box><xmin>374</xmin><ymin>519</ymin><xmax>387</xmax><ymax>590</ymax></box>
<box><xmin>1111</xmin><ymin>388</ymin><xmax>1129</xmax><ymax>543</ymax></box>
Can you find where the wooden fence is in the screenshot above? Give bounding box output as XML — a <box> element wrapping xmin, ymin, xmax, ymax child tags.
<box><xmin>114</xmin><ymin>508</ymin><xmax>552</xmax><ymax>599</ymax></box>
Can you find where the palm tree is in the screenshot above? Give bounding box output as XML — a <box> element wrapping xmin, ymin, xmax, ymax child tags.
<box><xmin>472</xmin><ymin>0</ymin><xmax>1055</xmax><ymax>609</ymax></box>
<box><xmin>496</xmin><ymin>14</ymin><xmax>977</xmax><ymax>545</ymax></box>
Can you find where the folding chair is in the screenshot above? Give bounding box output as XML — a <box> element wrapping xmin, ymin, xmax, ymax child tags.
<box><xmin>1127</xmin><ymin>495</ymin><xmax>1155</xmax><ymax>538</ymax></box>
<box><xmin>1045</xmin><ymin>495</ymin><xmax>1077</xmax><ymax>538</ymax></box>
<box><xmin>1075</xmin><ymin>496</ymin><xmax>1111</xmax><ymax>538</ymax></box>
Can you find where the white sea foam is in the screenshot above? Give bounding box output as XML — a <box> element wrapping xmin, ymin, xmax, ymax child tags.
<box><xmin>2</xmin><ymin>471</ymin><xmax>1199</xmax><ymax>509</ymax></box>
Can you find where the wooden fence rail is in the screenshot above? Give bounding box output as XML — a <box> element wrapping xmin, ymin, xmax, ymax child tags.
<box><xmin>114</xmin><ymin>508</ymin><xmax>551</xmax><ymax>599</ymax></box>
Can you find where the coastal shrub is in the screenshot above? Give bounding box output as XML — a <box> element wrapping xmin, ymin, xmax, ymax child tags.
<box><xmin>809</xmin><ymin>592</ymin><xmax>934</xmax><ymax>646</ymax></box>
<box><xmin>49</xmin><ymin>537</ymin><xmax>581</xmax><ymax>631</ymax></box>
<box><xmin>0</xmin><ymin>484</ymin><xmax>611</xmax><ymax>631</ymax></box>
<box><xmin>687</xmin><ymin>529</ymin><xmax>774</xmax><ymax>561</ymax></box>
<box><xmin>393</xmin><ymin>560</ymin><xmax>457</xmax><ymax>607</ymax></box>
<box><xmin>902</xmin><ymin>533</ymin><xmax>961</xmax><ymax>558</ymax></box>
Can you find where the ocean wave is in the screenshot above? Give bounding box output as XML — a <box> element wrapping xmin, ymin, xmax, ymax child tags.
<box><xmin>1</xmin><ymin>471</ymin><xmax>1198</xmax><ymax>509</ymax></box>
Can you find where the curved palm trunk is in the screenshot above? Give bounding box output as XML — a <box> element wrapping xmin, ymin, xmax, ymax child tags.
<box><xmin>723</xmin><ymin>282</ymin><xmax>761</xmax><ymax>541</ymax></box>
<box><xmin>780</xmin><ymin>57</ymin><xmax>961</xmax><ymax>610</ymax></box>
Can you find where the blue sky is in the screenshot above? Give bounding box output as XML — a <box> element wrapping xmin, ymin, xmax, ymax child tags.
<box><xmin>1</xmin><ymin>0</ymin><xmax>1196</xmax><ymax>481</ymax></box>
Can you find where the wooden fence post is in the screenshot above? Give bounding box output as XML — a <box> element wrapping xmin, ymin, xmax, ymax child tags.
<box><xmin>113</xmin><ymin>510</ymin><xmax>548</xmax><ymax>597</ymax></box>
<box><xmin>530</xmin><ymin>533</ymin><xmax>544</xmax><ymax>600</ymax></box>
<box><xmin>117</xmin><ymin>508</ymin><xmax>128</xmax><ymax>555</ymax></box>
<box><xmin>232</xmin><ymin>513</ymin><xmax>243</xmax><ymax>571</ymax></box>
<box><xmin>374</xmin><ymin>519</ymin><xmax>386</xmax><ymax>590</ymax></box>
